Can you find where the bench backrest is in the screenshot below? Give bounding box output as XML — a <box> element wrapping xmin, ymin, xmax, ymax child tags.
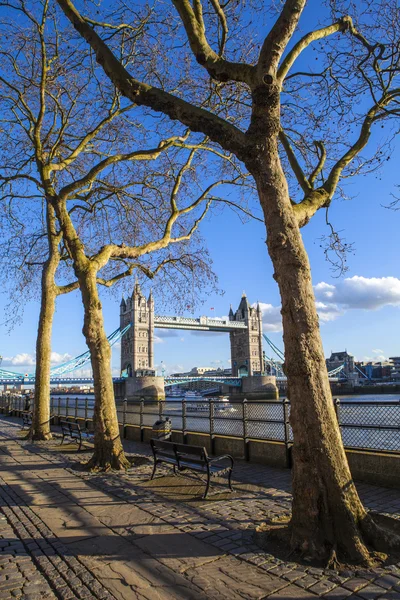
<box><xmin>151</xmin><ymin>439</ymin><xmax>208</xmax><ymax>465</ymax></box>
<box><xmin>150</xmin><ymin>438</ymin><xmax>175</xmax><ymax>462</ymax></box>
<box><xmin>60</xmin><ymin>420</ymin><xmax>81</xmax><ymax>433</ymax></box>
<box><xmin>174</xmin><ymin>442</ymin><xmax>208</xmax><ymax>466</ymax></box>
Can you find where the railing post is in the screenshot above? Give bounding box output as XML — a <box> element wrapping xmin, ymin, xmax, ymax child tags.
<box><xmin>57</xmin><ymin>396</ymin><xmax>61</xmax><ymax>422</ymax></box>
<box><xmin>243</xmin><ymin>398</ymin><xmax>249</xmax><ymax>461</ymax></box>
<box><xmin>66</xmin><ymin>397</ymin><xmax>69</xmax><ymax>418</ymax></box>
<box><xmin>283</xmin><ymin>398</ymin><xmax>291</xmax><ymax>468</ymax></box>
<box><xmin>123</xmin><ymin>399</ymin><xmax>127</xmax><ymax>427</ymax></box>
<box><xmin>75</xmin><ymin>397</ymin><xmax>78</xmax><ymax>420</ymax></box>
<box><xmin>140</xmin><ymin>398</ymin><xmax>144</xmax><ymax>442</ymax></box>
<box><xmin>334</xmin><ymin>397</ymin><xmax>340</xmax><ymax>423</ymax></box>
<box><xmin>85</xmin><ymin>398</ymin><xmax>88</xmax><ymax>422</ymax></box>
<box><xmin>333</xmin><ymin>397</ymin><xmax>341</xmax><ymax>446</ymax></box>
<box><xmin>209</xmin><ymin>400</ymin><xmax>215</xmax><ymax>455</ymax></box>
<box><xmin>182</xmin><ymin>399</ymin><xmax>187</xmax><ymax>444</ymax></box>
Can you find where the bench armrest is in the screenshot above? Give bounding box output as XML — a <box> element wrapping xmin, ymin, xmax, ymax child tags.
<box><xmin>208</xmin><ymin>454</ymin><xmax>234</xmax><ymax>468</ymax></box>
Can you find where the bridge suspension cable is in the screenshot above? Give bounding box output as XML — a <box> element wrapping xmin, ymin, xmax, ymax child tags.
<box><xmin>0</xmin><ymin>324</ymin><xmax>132</xmax><ymax>381</ymax></box>
<box><xmin>262</xmin><ymin>334</ymin><xmax>285</xmax><ymax>362</ymax></box>
<box><xmin>262</xmin><ymin>334</ymin><xmax>345</xmax><ymax>378</ymax></box>
<box><xmin>49</xmin><ymin>323</ymin><xmax>132</xmax><ymax>376</ymax></box>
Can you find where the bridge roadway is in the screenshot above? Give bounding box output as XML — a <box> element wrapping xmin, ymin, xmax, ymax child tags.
<box><xmin>0</xmin><ymin>374</ymin><xmax>339</xmax><ymax>386</ymax></box>
<box><xmin>154</xmin><ymin>315</ymin><xmax>247</xmax><ymax>332</ymax></box>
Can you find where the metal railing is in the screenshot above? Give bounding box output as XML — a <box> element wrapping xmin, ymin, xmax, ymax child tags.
<box><xmin>1</xmin><ymin>395</ymin><xmax>400</xmax><ymax>455</ymax></box>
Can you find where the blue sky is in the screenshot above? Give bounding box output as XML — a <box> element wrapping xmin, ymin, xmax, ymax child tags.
<box><xmin>1</xmin><ymin>139</ymin><xmax>399</xmax><ymax>377</ymax></box>
<box><xmin>1</xmin><ymin>0</ymin><xmax>400</xmax><ymax>376</ymax></box>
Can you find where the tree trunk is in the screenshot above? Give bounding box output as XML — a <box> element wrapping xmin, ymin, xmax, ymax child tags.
<box><xmin>31</xmin><ymin>204</ymin><xmax>62</xmax><ymax>441</ymax></box>
<box><xmin>31</xmin><ymin>255</ymin><xmax>58</xmax><ymax>440</ymax></box>
<box><xmin>79</xmin><ymin>269</ymin><xmax>129</xmax><ymax>470</ymax></box>
<box><xmin>252</xmin><ymin>145</ymin><xmax>382</xmax><ymax>565</ymax></box>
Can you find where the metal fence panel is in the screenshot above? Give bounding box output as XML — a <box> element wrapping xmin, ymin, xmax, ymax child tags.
<box><xmin>124</xmin><ymin>403</ymin><xmax>141</xmax><ymax>426</ymax></box>
<box><xmin>162</xmin><ymin>401</ymin><xmax>183</xmax><ymax>431</ymax></box>
<box><xmin>3</xmin><ymin>394</ymin><xmax>400</xmax><ymax>455</ymax></box>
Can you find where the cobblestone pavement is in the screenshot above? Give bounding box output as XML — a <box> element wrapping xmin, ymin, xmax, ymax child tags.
<box><xmin>2</xmin><ymin>415</ymin><xmax>400</xmax><ymax>599</ymax></box>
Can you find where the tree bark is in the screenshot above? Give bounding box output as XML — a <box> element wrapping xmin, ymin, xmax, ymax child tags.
<box><xmin>31</xmin><ymin>254</ymin><xmax>58</xmax><ymax>440</ymax></box>
<box><xmin>78</xmin><ymin>268</ymin><xmax>129</xmax><ymax>470</ymax></box>
<box><xmin>250</xmin><ymin>133</ymin><xmax>378</xmax><ymax>564</ymax></box>
<box><xmin>31</xmin><ymin>204</ymin><xmax>61</xmax><ymax>441</ymax></box>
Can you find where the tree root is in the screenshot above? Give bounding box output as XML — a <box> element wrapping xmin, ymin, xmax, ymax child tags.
<box><xmin>326</xmin><ymin>545</ymin><xmax>340</xmax><ymax>570</ymax></box>
<box><xmin>255</xmin><ymin>511</ymin><xmax>400</xmax><ymax>570</ymax></box>
<box><xmin>31</xmin><ymin>432</ymin><xmax>52</xmax><ymax>441</ymax></box>
<box><xmin>85</xmin><ymin>449</ymin><xmax>131</xmax><ymax>472</ymax></box>
<box><xmin>23</xmin><ymin>430</ymin><xmax>52</xmax><ymax>442</ymax></box>
<box><xmin>361</xmin><ymin>513</ymin><xmax>400</xmax><ymax>555</ymax></box>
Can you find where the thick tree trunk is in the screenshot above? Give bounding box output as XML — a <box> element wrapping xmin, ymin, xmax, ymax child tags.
<box><xmin>251</xmin><ymin>145</ymin><xmax>382</xmax><ymax>565</ymax></box>
<box><xmin>79</xmin><ymin>270</ymin><xmax>129</xmax><ymax>470</ymax></box>
<box><xmin>31</xmin><ymin>256</ymin><xmax>58</xmax><ymax>440</ymax></box>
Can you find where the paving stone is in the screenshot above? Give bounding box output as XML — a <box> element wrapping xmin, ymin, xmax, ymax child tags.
<box><xmin>357</xmin><ymin>583</ymin><xmax>388</xmax><ymax>599</ymax></box>
<box><xmin>308</xmin><ymin>579</ymin><xmax>338</xmax><ymax>595</ymax></box>
<box><xmin>374</xmin><ymin>575</ymin><xmax>400</xmax><ymax>590</ymax></box>
<box><xmin>2</xmin><ymin>416</ymin><xmax>400</xmax><ymax>600</ymax></box>
<box><xmin>343</xmin><ymin>579</ymin><xmax>371</xmax><ymax>593</ymax></box>
<box><xmin>322</xmin><ymin>586</ymin><xmax>354</xmax><ymax>599</ymax></box>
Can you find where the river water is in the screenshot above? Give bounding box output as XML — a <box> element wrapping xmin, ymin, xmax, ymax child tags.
<box><xmin>49</xmin><ymin>392</ymin><xmax>400</xmax><ymax>448</ymax></box>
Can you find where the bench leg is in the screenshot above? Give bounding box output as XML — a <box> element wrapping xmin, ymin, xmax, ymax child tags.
<box><xmin>78</xmin><ymin>437</ymin><xmax>82</xmax><ymax>451</ymax></box>
<box><xmin>203</xmin><ymin>475</ymin><xmax>211</xmax><ymax>499</ymax></box>
<box><xmin>228</xmin><ymin>468</ymin><xmax>233</xmax><ymax>492</ymax></box>
<box><xmin>60</xmin><ymin>434</ymin><xmax>65</xmax><ymax>446</ymax></box>
<box><xmin>150</xmin><ymin>460</ymin><xmax>157</xmax><ymax>480</ymax></box>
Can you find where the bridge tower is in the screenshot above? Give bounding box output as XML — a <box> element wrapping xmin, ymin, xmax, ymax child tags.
<box><xmin>229</xmin><ymin>293</ymin><xmax>263</xmax><ymax>377</ymax></box>
<box><xmin>120</xmin><ymin>281</ymin><xmax>154</xmax><ymax>376</ymax></box>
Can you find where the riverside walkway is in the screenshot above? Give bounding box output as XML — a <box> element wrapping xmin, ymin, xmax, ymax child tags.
<box><xmin>1</xmin><ymin>416</ymin><xmax>400</xmax><ymax>599</ymax></box>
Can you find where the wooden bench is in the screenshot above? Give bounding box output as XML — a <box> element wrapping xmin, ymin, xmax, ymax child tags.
<box><xmin>60</xmin><ymin>419</ymin><xmax>93</xmax><ymax>451</ymax></box>
<box><xmin>150</xmin><ymin>439</ymin><xmax>234</xmax><ymax>498</ymax></box>
<box><xmin>21</xmin><ymin>411</ymin><xmax>32</xmax><ymax>430</ymax></box>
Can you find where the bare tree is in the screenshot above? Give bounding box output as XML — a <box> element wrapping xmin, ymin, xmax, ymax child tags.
<box><xmin>0</xmin><ymin>0</ymin><xmax>246</xmax><ymax>467</ymax></box>
<box><xmin>56</xmin><ymin>0</ymin><xmax>400</xmax><ymax>562</ymax></box>
<box><xmin>0</xmin><ymin>184</ymin><xmax>79</xmax><ymax>439</ymax></box>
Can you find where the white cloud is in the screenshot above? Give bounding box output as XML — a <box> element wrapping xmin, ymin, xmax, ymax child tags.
<box><xmin>257</xmin><ymin>303</ymin><xmax>282</xmax><ymax>332</ymax></box>
<box><xmin>2</xmin><ymin>353</ymin><xmax>36</xmax><ymax>367</ymax></box>
<box><xmin>314</xmin><ymin>276</ymin><xmax>400</xmax><ymax>310</ymax></box>
<box><xmin>315</xmin><ymin>302</ymin><xmax>344</xmax><ymax>322</ymax></box>
<box><xmin>2</xmin><ymin>352</ymin><xmax>71</xmax><ymax>368</ymax></box>
<box><xmin>50</xmin><ymin>352</ymin><xmax>72</xmax><ymax>364</ymax></box>
<box><xmin>257</xmin><ymin>276</ymin><xmax>400</xmax><ymax>331</ymax></box>
<box><xmin>357</xmin><ymin>354</ymin><xmax>389</xmax><ymax>363</ymax></box>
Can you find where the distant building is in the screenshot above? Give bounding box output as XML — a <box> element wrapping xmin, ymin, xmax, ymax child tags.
<box><xmin>390</xmin><ymin>357</ymin><xmax>400</xmax><ymax>381</ymax></box>
<box><xmin>189</xmin><ymin>366</ymin><xmax>216</xmax><ymax>376</ymax></box>
<box><xmin>326</xmin><ymin>351</ymin><xmax>354</xmax><ymax>376</ymax></box>
<box><xmin>356</xmin><ymin>361</ymin><xmax>392</xmax><ymax>381</ymax></box>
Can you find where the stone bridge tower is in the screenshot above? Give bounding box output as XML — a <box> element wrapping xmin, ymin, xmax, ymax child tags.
<box><xmin>229</xmin><ymin>293</ymin><xmax>263</xmax><ymax>377</ymax></box>
<box><xmin>120</xmin><ymin>281</ymin><xmax>154</xmax><ymax>376</ymax></box>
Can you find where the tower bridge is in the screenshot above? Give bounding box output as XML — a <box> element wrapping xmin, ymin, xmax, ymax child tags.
<box><xmin>119</xmin><ymin>281</ymin><xmax>264</xmax><ymax>381</ymax></box>
<box><xmin>1</xmin><ymin>281</ymin><xmax>345</xmax><ymax>398</ymax></box>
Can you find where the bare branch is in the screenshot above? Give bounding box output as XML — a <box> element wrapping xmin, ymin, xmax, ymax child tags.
<box><xmin>55</xmin><ymin>0</ymin><xmax>247</xmax><ymax>155</ymax></box>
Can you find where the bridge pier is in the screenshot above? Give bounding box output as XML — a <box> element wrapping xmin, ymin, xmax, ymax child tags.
<box><xmin>114</xmin><ymin>376</ymin><xmax>165</xmax><ymax>402</ymax></box>
<box><xmin>232</xmin><ymin>375</ymin><xmax>279</xmax><ymax>400</ymax></box>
